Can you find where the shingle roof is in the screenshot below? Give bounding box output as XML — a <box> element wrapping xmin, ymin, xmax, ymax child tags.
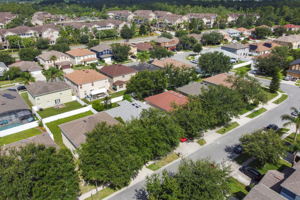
<box><xmin>26</xmin><ymin>81</ymin><xmax>71</xmax><ymax>97</ymax></box>
<box><xmin>131</xmin><ymin>63</ymin><xmax>160</xmax><ymax>72</ymax></box>
<box><xmin>0</xmin><ymin>90</ymin><xmax>29</xmax><ymax>114</ymax></box>
<box><xmin>222</xmin><ymin>43</ymin><xmax>249</xmax><ymax>50</ymax></box>
<box><xmin>90</xmin><ymin>44</ymin><xmax>111</xmax><ymax>52</ymax></box>
<box><xmin>152</xmin><ymin>58</ymin><xmax>192</xmax><ymax>69</ymax></box>
<box><xmin>64</xmin><ymin>69</ymin><xmax>108</xmax><ymax>85</ymax></box>
<box><xmin>37</xmin><ymin>50</ymin><xmax>70</xmax><ymax>61</ymax></box>
<box><xmin>275</xmin><ymin>34</ymin><xmax>300</xmax><ymax>43</ymax></box>
<box><xmin>145</xmin><ymin>90</ymin><xmax>188</xmax><ymax>112</ymax></box>
<box><xmin>66</xmin><ymin>48</ymin><xmax>96</xmax><ymax>57</ymax></box>
<box><xmin>9</xmin><ymin>61</ymin><xmax>42</xmax><ymax>72</ymax></box>
<box><xmin>176</xmin><ymin>82</ymin><xmax>209</xmax><ymax>96</ymax></box>
<box><xmin>59</xmin><ymin>112</ymin><xmax>119</xmax><ymax>148</ymax></box>
<box><xmin>133</xmin><ymin>42</ymin><xmax>153</xmax><ymax>51</ymax></box>
<box><xmin>260</xmin><ymin>170</ymin><xmax>285</xmax><ymax>192</ymax></box>
<box><xmin>0</xmin><ymin>12</ymin><xmax>16</xmax><ymax>24</ymax></box>
<box><xmin>244</xmin><ymin>184</ymin><xmax>287</xmax><ymax>200</ymax></box>
<box><xmin>203</xmin><ymin>73</ymin><xmax>233</xmax><ymax>88</ymax></box>
<box><xmin>100</xmin><ymin>64</ymin><xmax>137</xmax><ymax>78</ymax></box>
<box><xmin>290</xmin><ymin>59</ymin><xmax>300</xmax><ymax>66</ymax></box>
<box><xmin>281</xmin><ymin>167</ymin><xmax>300</xmax><ymax>196</ymax></box>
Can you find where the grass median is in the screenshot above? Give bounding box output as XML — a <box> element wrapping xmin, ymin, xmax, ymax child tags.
<box><xmin>273</xmin><ymin>94</ymin><xmax>288</xmax><ymax>104</ymax></box>
<box><xmin>0</xmin><ymin>128</ymin><xmax>42</xmax><ymax>146</ymax></box>
<box><xmin>246</xmin><ymin>108</ymin><xmax>267</xmax><ymax>118</ymax></box>
<box><xmin>38</xmin><ymin>101</ymin><xmax>84</xmax><ymax>118</ymax></box>
<box><xmin>147</xmin><ymin>153</ymin><xmax>179</xmax><ymax>171</ymax></box>
<box><xmin>216</xmin><ymin>122</ymin><xmax>239</xmax><ymax>134</ymax></box>
<box><xmin>86</xmin><ymin>187</ymin><xmax>116</xmax><ymax>200</ymax></box>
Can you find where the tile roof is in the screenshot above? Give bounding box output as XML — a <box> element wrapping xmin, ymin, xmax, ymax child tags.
<box><xmin>145</xmin><ymin>90</ymin><xmax>188</xmax><ymax>112</ymax></box>
<box><xmin>244</xmin><ymin>184</ymin><xmax>287</xmax><ymax>200</ymax></box>
<box><xmin>90</xmin><ymin>44</ymin><xmax>111</xmax><ymax>52</ymax></box>
<box><xmin>100</xmin><ymin>64</ymin><xmax>137</xmax><ymax>78</ymax></box>
<box><xmin>151</xmin><ymin>58</ymin><xmax>193</xmax><ymax>69</ymax></box>
<box><xmin>66</xmin><ymin>48</ymin><xmax>96</xmax><ymax>57</ymax></box>
<box><xmin>249</xmin><ymin>42</ymin><xmax>280</xmax><ymax>52</ymax></box>
<box><xmin>26</xmin><ymin>81</ymin><xmax>71</xmax><ymax>97</ymax></box>
<box><xmin>37</xmin><ymin>50</ymin><xmax>70</xmax><ymax>61</ymax></box>
<box><xmin>203</xmin><ymin>73</ymin><xmax>233</xmax><ymax>88</ymax></box>
<box><xmin>222</xmin><ymin>43</ymin><xmax>249</xmax><ymax>50</ymax></box>
<box><xmin>64</xmin><ymin>69</ymin><xmax>108</xmax><ymax>85</ymax></box>
<box><xmin>133</xmin><ymin>42</ymin><xmax>153</xmax><ymax>51</ymax></box>
<box><xmin>274</xmin><ymin>34</ymin><xmax>300</xmax><ymax>43</ymax></box>
<box><xmin>0</xmin><ymin>90</ymin><xmax>29</xmax><ymax>114</ymax></box>
<box><xmin>176</xmin><ymin>82</ymin><xmax>209</xmax><ymax>96</ymax></box>
<box><xmin>9</xmin><ymin>61</ymin><xmax>42</xmax><ymax>72</ymax></box>
<box><xmin>59</xmin><ymin>112</ymin><xmax>119</xmax><ymax>148</ymax></box>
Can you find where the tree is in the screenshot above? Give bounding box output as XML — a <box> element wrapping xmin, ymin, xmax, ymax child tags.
<box><xmin>139</xmin><ymin>23</ymin><xmax>150</xmax><ymax>35</ymax></box>
<box><xmin>193</xmin><ymin>43</ymin><xmax>202</xmax><ymax>54</ymax></box>
<box><xmin>19</xmin><ymin>48</ymin><xmax>41</xmax><ymax>61</ymax></box>
<box><xmin>146</xmin><ymin>159</ymin><xmax>231</xmax><ymax>200</ymax></box>
<box><xmin>50</xmin><ymin>43</ymin><xmax>70</xmax><ymax>53</ymax></box>
<box><xmin>160</xmin><ymin>32</ymin><xmax>173</xmax><ymax>39</ymax></box>
<box><xmin>0</xmin><ymin>144</ymin><xmax>79</xmax><ymax>200</ymax></box>
<box><xmin>240</xmin><ymin>129</ymin><xmax>286</xmax><ymax>166</ymax></box>
<box><xmin>175</xmin><ymin>30</ymin><xmax>188</xmax><ymax>38</ymax></box>
<box><xmin>0</xmin><ymin>52</ymin><xmax>15</xmax><ymax>65</ymax></box>
<box><xmin>120</xmin><ymin>24</ymin><xmax>135</xmax><ymax>40</ymax></box>
<box><xmin>189</xmin><ymin>18</ymin><xmax>204</xmax><ymax>33</ymax></box>
<box><xmin>201</xmin><ymin>32</ymin><xmax>224</xmax><ymax>45</ymax></box>
<box><xmin>253</xmin><ymin>27</ymin><xmax>272</xmax><ymax>39</ymax></box>
<box><xmin>42</xmin><ymin>67</ymin><xmax>64</xmax><ymax>82</ymax></box>
<box><xmin>176</xmin><ymin>36</ymin><xmax>198</xmax><ymax>51</ymax></box>
<box><xmin>273</xmin><ymin>26</ymin><xmax>286</xmax><ymax>37</ymax></box>
<box><xmin>22</xmin><ymin>38</ymin><xmax>36</xmax><ymax>48</ymax></box>
<box><xmin>3</xmin><ymin>67</ymin><xmax>22</xmax><ymax>80</ymax></box>
<box><xmin>136</xmin><ymin>51</ymin><xmax>150</xmax><ymax>63</ymax></box>
<box><xmin>6</xmin><ymin>35</ymin><xmax>22</xmax><ymax>49</ymax></box>
<box><xmin>20</xmin><ymin>72</ymin><xmax>35</xmax><ymax>84</ymax></box>
<box><xmin>87</xmin><ymin>39</ymin><xmax>99</xmax><ymax>48</ymax></box>
<box><xmin>111</xmin><ymin>43</ymin><xmax>130</xmax><ymax>62</ymax></box>
<box><xmin>281</xmin><ymin>107</ymin><xmax>300</xmax><ymax>143</ymax></box>
<box><xmin>36</xmin><ymin>38</ymin><xmax>50</xmax><ymax>50</ymax></box>
<box><xmin>198</xmin><ymin>52</ymin><xmax>232</xmax><ymax>75</ymax></box>
<box><xmin>79</xmin><ymin>34</ymin><xmax>89</xmax><ymax>44</ymax></box>
<box><xmin>269</xmin><ymin>67</ymin><xmax>281</xmax><ymax>93</ymax></box>
<box><xmin>149</xmin><ymin>46</ymin><xmax>173</xmax><ymax>59</ymax></box>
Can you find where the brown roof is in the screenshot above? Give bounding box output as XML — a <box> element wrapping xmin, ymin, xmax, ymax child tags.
<box><xmin>66</xmin><ymin>48</ymin><xmax>96</xmax><ymax>57</ymax></box>
<box><xmin>244</xmin><ymin>184</ymin><xmax>286</xmax><ymax>200</ymax></box>
<box><xmin>133</xmin><ymin>42</ymin><xmax>153</xmax><ymax>51</ymax></box>
<box><xmin>0</xmin><ymin>90</ymin><xmax>30</xmax><ymax>114</ymax></box>
<box><xmin>37</xmin><ymin>50</ymin><xmax>70</xmax><ymax>61</ymax></box>
<box><xmin>26</xmin><ymin>81</ymin><xmax>71</xmax><ymax>97</ymax></box>
<box><xmin>64</xmin><ymin>69</ymin><xmax>108</xmax><ymax>85</ymax></box>
<box><xmin>250</xmin><ymin>42</ymin><xmax>280</xmax><ymax>53</ymax></box>
<box><xmin>59</xmin><ymin>112</ymin><xmax>119</xmax><ymax>148</ymax></box>
<box><xmin>113</xmin><ymin>80</ymin><xmax>126</xmax><ymax>86</ymax></box>
<box><xmin>203</xmin><ymin>73</ymin><xmax>233</xmax><ymax>88</ymax></box>
<box><xmin>260</xmin><ymin>170</ymin><xmax>285</xmax><ymax>192</ymax></box>
<box><xmin>281</xmin><ymin>167</ymin><xmax>300</xmax><ymax>196</ymax></box>
<box><xmin>152</xmin><ymin>58</ymin><xmax>192</xmax><ymax>69</ymax></box>
<box><xmin>145</xmin><ymin>90</ymin><xmax>188</xmax><ymax>112</ymax></box>
<box><xmin>100</xmin><ymin>64</ymin><xmax>137</xmax><ymax>78</ymax></box>
<box><xmin>9</xmin><ymin>61</ymin><xmax>42</xmax><ymax>72</ymax></box>
<box><xmin>0</xmin><ymin>12</ymin><xmax>17</xmax><ymax>24</ymax></box>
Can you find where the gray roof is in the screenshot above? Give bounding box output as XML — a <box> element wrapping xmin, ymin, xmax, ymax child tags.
<box><xmin>260</xmin><ymin>170</ymin><xmax>285</xmax><ymax>192</ymax></box>
<box><xmin>59</xmin><ymin>112</ymin><xmax>119</xmax><ymax>148</ymax></box>
<box><xmin>281</xmin><ymin>167</ymin><xmax>300</xmax><ymax>196</ymax></box>
<box><xmin>275</xmin><ymin>34</ymin><xmax>300</xmax><ymax>43</ymax></box>
<box><xmin>90</xmin><ymin>44</ymin><xmax>111</xmax><ymax>52</ymax></box>
<box><xmin>26</xmin><ymin>81</ymin><xmax>71</xmax><ymax>98</ymax></box>
<box><xmin>290</xmin><ymin>59</ymin><xmax>300</xmax><ymax>66</ymax></box>
<box><xmin>222</xmin><ymin>43</ymin><xmax>249</xmax><ymax>50</ymax></box>
<box><xmin>0</xmin><ymin>90</ymin><xmax>30</xmax><ymax>114</ymax></box>
<box><xmin>244</xmin><ymin>184</ymin><xmax>287</xmax><ymax>200</ymax></box>
<box><xmin>37</xmin><ymin>50</ymin><xmax>70</xmax><ymax>61</ymax></box>
<box><xmin>176</xmin><ymin>82</ymin><xmax>209</xmax><ymax>96</ymax></box>
<box><xmin>9</xmin><ymin>61</ymin><xmax>42</xmax><ymax>72</ymax></box>
<box><xmin>0</xmin><ymin>62</ymin><xmax>7</xmax><ymax>69</ymax></box>
<box><xmin>105</xmin><ymin>100</ymin><xmax>151</xmax><ymax>122</ymax></box>
<box><xmin>131</xmin><ymin>63</ymin><xmax>160</xmax><ymax>72</ymax></box>
<box><xmin>154</xmin><ymin>37</ymin><xmax>173</xmax><ymax>43</ymax></box>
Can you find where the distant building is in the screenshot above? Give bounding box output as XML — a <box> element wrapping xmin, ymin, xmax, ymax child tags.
<box><xmin>151</xmin><ymin>58</ymin><xmax>193</xmax><ymax>69</ymax></box>
<box><xmin>221</xmin><ymin>43</ymin><xmax>249</xmax><ymax>56</ymax></box>
<box><xmin>283</xmin><ymin>24</ymin><xmax>300</xmax><ymax>32</ymax></box>
<box><xmin>90</xmin><ymin>44</ymin><xmax>113</xmax><ymax>64</ymax></box>
<box><xmin>107</xmin><ymin>10</ymin><xmax>134</xmax><ymax>21</ymax></box>
<box><xmin>37</xmin><ymin>50</ymin><xmax>73</xmax><ymax>70</ymax></box>
<box><xmin>287</xmin><ymin>59</ymin><xmax>300</xmax><ymax>79</ymax></box>
<box><xmin>31</xmin><ymin>12</ymin><xmax>60</xmax><ymax>26</ymax></box>
<box><xmin>0</xmin><ymin>12</ymin><xmax>17</xmax><ymax>29</ymax></box>
<box><xmin>153</xmin><ymin>37</ymin><xmax>179</xmax><ymax>51</ymax></box>
<box><xmin>133</xmin><ymin>10</ymin><xmax>156</xmax><ymax>24</ymax></box>
<box><xmin>186</xmin><ymin>13</ymin><xmax>217</xmax><ymax>28</ymax></box>
<box><xmin>9</xmin><ymin>61</ymin><xmax>42</xmax><ymax>76</ymax></box>
<box><xmin>0</xmin><ymin>62</ymin><xmax>8</xmax><ymax>76</ymax></box>
<box><xmin>273</xmin><ymin>35</ymin><xmax>300</xmax><ymax>49</ymax></box>
<box><xmin>66</xmin><ymin>48</ymin><xmax>98</xmax><ymax>65</ymax></box>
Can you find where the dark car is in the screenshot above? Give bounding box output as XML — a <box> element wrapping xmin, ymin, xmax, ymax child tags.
<box><xmin>291</xmin><ymin>111</ymin><xmax>299</xmax><ymax>117</ymax></box>
<box><xmin>233</xmin><ymin>145</ymin><xmax>243</xmax><ymax>154</ymax></box>
<box><xmin>240</xmin><ymin>166</ymin><xmax>262</xmax><ymax>180</ymax></box>
<box><xmin>17</xmin><ymin>85</ymin><xmax>26</xmax><ymax>91</ymax></box>
<box><xmin>265</xmin><ymin>124</ymin><xmax>279</xmax><ymax>131</ymax></box>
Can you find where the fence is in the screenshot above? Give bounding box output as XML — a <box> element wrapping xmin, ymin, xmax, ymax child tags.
<box><xmin>232</xmin><ymin>61</ymin><xmax>253</xmax><ymax>69</ymax></box>
<box><xmin>0</xmin><ymin>121</ymin><xmax>39</xmax><ymax>137</ymax></box>
<box><xmin>111</xmin><ymin>96</ymin><xmax>123</xmax><ymax>103</ymax></box>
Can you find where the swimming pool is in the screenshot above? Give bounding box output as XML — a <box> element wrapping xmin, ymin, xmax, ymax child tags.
<box><xmin>0</xmin><ymin>123</ymin><xmax>22</xmax><ymax>131</ymax></box>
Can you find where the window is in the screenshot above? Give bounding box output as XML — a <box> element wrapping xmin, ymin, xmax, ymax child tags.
<box><xmin>55</xmin><ymin>99</ymin><xmax>61</xmax><ymax>105</ymax></box>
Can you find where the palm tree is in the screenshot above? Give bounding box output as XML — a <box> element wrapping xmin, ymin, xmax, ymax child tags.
<box><xmin>42</xmin><ymin>67</ymin><xmax>64</xmax><ymax>82</ymax></box>
<box><xmin>20</xmin><ymin>72</ymin><xmax>35</xmax><ymax>84</ymax></box>
<box><xmin>281</xmin><ymin>107</ymin><xmax>300</xmax><ymax>142</ymax></box>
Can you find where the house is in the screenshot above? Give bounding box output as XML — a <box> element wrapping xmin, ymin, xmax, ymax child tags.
<box><xmin>61</xmin><ymin>20</ymin><xmax>125</xmax><ymax>32</ymax></box>
<box><xmin>176</xmin><ymin>82</ymin><xmax>209</xmax><ymax>96</ymax></box>
<box><xmin>221</xmin><ymin>43</ymin><xmax>249</xmax><ymax>56</ymax></box>
<box><xmin>0</xmin><ymin>12</ymin><xmax>17</xmax><ymax>28</ymax></box>
<box><xmin>105</xmin><ymin>100</ymin><xmax>151</xmax><ymax>122</ymax></box>
<box><xmin>186</xmin><ymin>13</ymin><xmax>217</xmax><ymax>28</ymax></box>
<box><xmin>131</xmin><ymin>42</ymin><xmax>153</xmax><ymax>52</ymax></box>
<box><xmin>131</xmin><ymin>63</ymin><xmax>160</xmax><ymax>72</ymax></box>
<box><xmin>37</xmin><ymin>50</ymin><xmax>73</xmax><ymax>69</ymax></box>
<box><xmin>0</xmin><ymin>90</ymin><xmax>34</xmax><ymax>131</ymax></box>
<box><xmin>227</xmin><ymin>14</ymin><xmax>242</xmax><ymax>23</ymax></box>
<box><xmin>203</xmin><ymin>73</ymin><xmax>233</xmax><ymax>88</ymax></box>
<box><xmin>26</xmin><ymin>81</ymin><xmax>72</xmax><ymax>109</ymax></box>
<box><xmin>59</xmin><ymin>111</ymin><xmax>119</xmax><ymax>155</ymax></box>
<box><xmin>0</xmin><ymin>62</ymin><xmax>8</xmax><ymax>76</ymax></box>
<box><xmin>283</xmin><ymin>24</ymin><xmax>300</xmax><ymax>32</ymax></box>
<box><xmin>226</xmin><ymin>29</ymin><xmax>241</xmax><ymax>38</ymax></box>
<box><xmin>236</xmin><ymin>27</ymin><xmax>252</xmax><ymax>37</ymax></box>
<box><xmin>90</xmin><ymin>44</ymin><xmax>113</xmax><ymax>64</ymax></box>
<box><xmin>9</xmin><ymin>61</ymin><xmax>42</xmax><ymax>76</ymax></box>
<box><xmin>151</xmin><ymin>58</ymin><xmax>193</xmax><ymax>69</ymax></box>
<box><xmin>188</xmin><ymin>33</ymin><xmax>202</xmax><ymax>42</ymax></box>
<box><xmin>249</xmin><ymin>41</ymin><xmax>280</xmax><ymax>56</ymax></box>
<box><xmin>287</xmin><ymin>59</ymin><xmax>300</xmax><ymax>79</ymax></box>
<box><xmin>99</xmin><ymin>64</ymin><xmax>137</xmax><ymax>92</ymax></box>
<box><xmin>66</xmin><ymin>48</ymin><xmax>98</xmax><ymax>65</ymax></box>
<box><xmin>153</xmin><ymin>37</ymin><xmax>179</xmax><ymax>51</ymax></box>
<box><xmin>133</xmin><ymin>10</ymin><xmax>156</xmax><ymax>24</ymax></box>
<box><xmin>31</xmin><ymin>12</ymin><xmax>59</xmax><ymax>26</ymax></box>
<box><xmin>159</xmin><ymin>14</ymin><xmax>188</xmax><ymax>26</ymax></box>
<box><xmin>145</xmin><ymin>90</ymin><xmax>188</xmax><ymax>112</ymax></box>
<box><xmin>33</xmin><ymin>24</ymin><xmax>60</xmax><ymax>45</ymax></box>
<box><xmin>107</xmin><ymin>10</ymin><xmax>134</xmax><ymax>21</ymax></box>
<box><xmin>273</xmin><ymin>35</ymin><xmax>300</xmax><ymax>49</ymax></box>
<box><xmin>64</xmin><ymin>69</ymin><xmax>110</xmax><ymax>100</ymax></box>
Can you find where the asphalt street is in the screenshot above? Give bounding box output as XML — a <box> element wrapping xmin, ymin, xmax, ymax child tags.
<box><xmin>107</xmin><ymin>80</ymin><xmax>300</xmax><ymax>200</ymax></box>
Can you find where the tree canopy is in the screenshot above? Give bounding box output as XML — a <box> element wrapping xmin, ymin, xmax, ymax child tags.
<box><xmin>149</xmin><ymin>46</ymin><xmax>174</xmax><ymax>59</ymax></box>
<box><xmin>111</xmin><ymin>43</ymin><xmax>130</xmax><ymax>62</ymax></box>
<box><xmin>198</xmin><ymin>52</ymin><xmax>232</xmax><ymax>75</ymax></box>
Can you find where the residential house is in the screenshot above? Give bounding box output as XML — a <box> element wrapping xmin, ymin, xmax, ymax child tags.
<box><xmin>66</xmin><ymin>48</ymin><xmax>98</xmax><ymax>65</ymax></box>
<box><xmin>107</xmin><ymin>10</ymin><xmax>134</xmax><ymax>21</ymax></box>
<box><xmin>9</xmin><ymin>61</ymin><xmax>42</xmax><ymax>76</ymax></box>
<box><xmin>188</xmin><ymin>33</ymin><xmax>202</xmax><ymax>42</ymax></box>
<box><xmin>283</xmin><ymin>24</ymin><xmax>300</xmax><ymax>32</ymax></box>
<box><xmin>131</xmin><ymin>63</ymin><xmax>160</xmax><ymax>72</ymax></box>
<box><xmin>151</xmin><ymin>58</ymin><xmax>193</xmax><ymax>69</ymax></box>
<box><xmin>31</xmin><ymin>12</ymin><xmax>59</xmax><ymax>26</ymax></box>
<box><xmin>159</xmin><ymin>14</ymin><xmax>188</xmax><ymax>27</ymax></box>
<box><xmin>226</xmin><ymin>29</ymin><xmax>241</xmax><ymax>38</ymax></box>
<box><xmin>33</xmin><ymin>24</ymin><xmax>60</xmax><ymax>44</ymax></box>
<box><xmin>131</xmin><ymin>42</ymin><xmax>153</xmax><ymax>52</ymax></box>
<box><xmin>203</xmin><ymin>73</ymin><xmax>233</xmax><ymax>88</ymax></box>
<box><xmin>60</xmin><ymin>20</ymin><xmax>126</xmax><ymax>32</ymax></box>
<box><xmin>0</xmin><ymin>62</ymin><xmax>8</xmax><ymax>76</ymax></box>
<box><xmin>186</xmin><ymin>13</ymin><xmax>217</xmax><ymax>28</ymax></box>
<box><xmin>221</xmin><ymin>43</ymin><xmax>249</xmax><ymax>56</ymax></box>
<box><xmin>26</xmin><ymin>81</ymin><xmax>72</xmax><ymax>109</ymax></box>
<box><xmin>154</xmin><ymin>10</ymin><xmax>172</xmax><ymax>19</ymax></box>
<box><xmin>236</xmin><ymin>27</ymin><xmax>252</xmax><ymax>37</ymax></box>
<box><xmin>0</xmin><ymin>12</ymin><xmax>17</xmax><ymax>28</ymax></box>
<box><xmin>145</xmin><ymin>90</ymin><xmax>188</xmax><ymax>112</ymax></box>
<box><xmin>249</xmin><ymin>41</ymin><xmax>280</xmax><ymax>56</ymax></box>
<box><xmin>133</xmin><ymin>10</ymin><xmax>156</xmax><ymax>24</ymax></box>
<box><xmin>0</xmin><ymin>90</ymin><xmax>34</xmax><ymax>131</ymax></box>
<box><xmin>274</xmin><ymin>35</ymin><xmax>300</xmax><ymax>49</ymax></box>
<box><xmin>105</xmin><ymin>100</ymin><xmax>151</xmax><ymax>122</ymax></box>
<box><xmin>99</xmin><ymin>64</ymin><xmax>137</xmax><ymax>92</ymax></box>
<box><xmin>176</xmin><ymin>82</ymin><xmax>209</xmax><ymax>96</ymax></box>
<box><xmin>153</xmin><ymin>37</ymin><xmax>179</xmax><ymax>51</ymax></box>
<box><xmin>64</xmin><ymin>69</ymin><xmax>110</xmax><ymax>100</ymax></box>
<box><xmin>287</xmin><ymin>59</ymin><xmax>300</xmax><ymax>78</ymax></box>
<box><xmin>90</xmin><ymin>44</ymin><xmax>113</xmax><ymax>64</ymax></box>
<box><xmin>37</xmin><ymin>50</ymin><xmax>73</xmax><ymax>69</ymax></box>
<box><xmin>59</xmin><ymin>112</ymin><xmax>119</xmax><ymax>155</ymax></box>
<box><xmin>227</xmin><ymin>14</ymin><xmax>242</xmax><ymax>23</ymax></box>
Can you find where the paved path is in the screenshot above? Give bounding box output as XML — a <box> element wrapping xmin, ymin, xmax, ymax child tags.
<box><xmin>104</xmin><ymin>80</ymin><xmax>300</xmax><ymax>200</ymax></box>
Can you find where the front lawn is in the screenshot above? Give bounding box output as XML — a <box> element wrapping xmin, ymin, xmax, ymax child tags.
<box><xmin>0</xmin><ymin>128</ymin><xmax>42</xmax><ymax>146</ymax></box>
<box><xmin>284</xmin><ymin>132</ymin><xmax>300</xmax><ymax>144</ymax></box>
<box><xmin>20</xmin><ymin>92</ymin><xmax>33</xmax><ymax>107</ymax></box>
<box><xmin>197</xmin><ymin>138</ymin><xmax>206</xmax><ymax>146</ymax></box>
<box><xmin>86</xmin><ymin>187</ymin><xmax>116</xmax><ymax>200</ymax></box>
<box><xmin>273</xmin><ymin>94</ymin><xmax>288</xmax><ymax>104</ymax></box>
<box><xmin>246</xmin><ymin>108</ymin><xmax>267</xmax><ymax>118</ymax></box>
<box><xmin>147</xmin><ymin>153</ymin><xmax>179</xmax><ymax>171</ymax></box>
<box><xmin>239</xmin><ymin>103</ymin><xmax>257</xmax><ymax>115</ymax></box>
<box><xmin>263</xmin><ymin>88</ymin><xmax>279</xmax><ymax>102</ymax></box>
<box><xmin>228</xmin><ymin>178</ymin><xmax>248</xmax><ymax>200</ymax></box>
<box><xmin>248</xmin><ymin>159</ymin><xmax>292</xmax><ymax>175</ymax></box>
<box><xmin>46</xmin><ymin>111</ymin><xmax>93</xmax><ymax>148</ymax></box>
<box><xmin>216</xmin><ymin>122</ymin><xmax>239</xmax><ymax>134</ymax></box>
<box><xmin>231</xmin><ymin>65</ymin><xmax>251</xmax><ymax>74</ymax></box>
<box><xmin>38</xmin><ymin>101</ymin><xmax>84</xmax><ymax>118</ymax></box>
<box><xmin>109</xmin><ymin>90</ymin><xmax>126</xmax><ymax>99</ymax></box>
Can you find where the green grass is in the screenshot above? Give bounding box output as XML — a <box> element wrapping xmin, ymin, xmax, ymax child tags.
<box><xmin>20</xmin><ymin>92</ymin><xmax>33</xmax><ymax>107</ymax></box>
<box><xmin>46</xmin><ymin>111</ymin><xmax>93</xmax><ymax>148</ymax></box>
<box><xmin>246</xmin><ymin>108</ymin><xmax>267</xmax><ymax>118</ymax></box>
<box><xmin>231</xmin><ymin>65</ymin><xmax>251</xmax><ymax>74</ymax></box>
<box><xmin>37</xmin><ymin>101</ymin><xmax>84</xmax><ymax>118</ymax></box>
<box><xmin>0</xmin><ymin>128</ymin><xmax>42</xmax><ymax>146</ymax></box>
<box><xmin>255</xmin><ymin>75</ymin><xmax>272</xmax><ymax>80</ymax></box>
<box><xmin>197</xmin><ymin>138</ymin><xmax>206</xmax><ymax>146</ymax></box>
<box><xmin>273</xmin><ymin>94</ymin><xmax>288</xmax><ymax>104</ymax></box>
<box><xmin>276</xmin><ymin>128</ymin><xmax>290</xmax><ymax>136</ymax></box>
<box><xmin>284</xmin><ymin>132</ymin><xmax>300</xmax><ymax>144</ymax></box>
<box><xmin>147</xmin><ymin>153</ymin><xmax>179</xmax><ymax>171</ymax></box>
<box><xmin>263</xmin><ymin>88</ymin><xmax>279</xmax><ymax>102</ymax></box>
<box><xmin>229</xmin><ymin>178</ymin><xmax>248</xmax><ymax>200</ymax></box>
<box><xmin>239</xmin><ymin>103</ymin><xmax>257</xmax><ymax>115</ymax></box>
<box><xmin>86</xmin><ymin>187</ymin><xmax>116</xmax><ymax>200</ymax></box>
<box><xmin>0</xmin><ymin>79</ymin><xmax>18</xmax><ymax>86</ymax></box>
<box><xmin>296</xmin><ymin>80</ymin><xmax>300</xmax><ymax>86</ymax></box>
<box><xmin>109</xmin><ymin>90</ymin><xmax>126</xmax><ymax>99</ymax></box>
<box><xmin>249</xmin><ymin>159</ymin><xmax>292</xmax><ymax>175</ymax></box>
<box><xmin>234</xmin><ymin>153</ymin><xmax>252</xmax><ymax>165</ymax></box>
<box><xmin>216</xmin><ymin>122</ymin><xmax>239</xmax><ymax>134</ymax></box>
<box><xmin>80</xmin><ymin>183</ymin><xmax>96</xmax><ymax>194</ymax></box>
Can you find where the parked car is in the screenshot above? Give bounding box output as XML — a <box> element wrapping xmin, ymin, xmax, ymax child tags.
<box><xmin>284</xmin><ymin>76</ymin><xmax>292</xmax><ymax>81</ymax></box>
<box><xmin>291</xmin><ymin>77</ymin><xmax>298</xmax><ymax>82</ymax></box>
<box><xmin>17</xmin><ymin>85</ymin><xmax>26</xmax><ymax>91</ymax></box>
<box><xmin>250</xmin><ymin>70</ymin><xmax>259</xmax><ymax>75</ymax></box>
<box><xmin>230</xmin><ymin>58</ymin><xmax>237</xmax><ymax>63</ymax></box>
<box><xmin>291</xmin><ymin>111</ymin><xmax>299</xmax><ymax>117</ymax></box>
<box><xmin>265</xmin><ymin>124</ymin><xmax>279</xmax><ymax>131</ymax></box>
<box><xmin>180</xmin><ymin>138</ymin><xmax>187</xmax><ymax>142</ymax></box>
<box><xmin>240</xmin><ymin>166</ymin><xmax>262</xmax><ymax>180</ymax></box>
<box><xmin>233</xmin><ymin>145</ymin><xmax>243</xmax><ymax>154</ymax></box>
